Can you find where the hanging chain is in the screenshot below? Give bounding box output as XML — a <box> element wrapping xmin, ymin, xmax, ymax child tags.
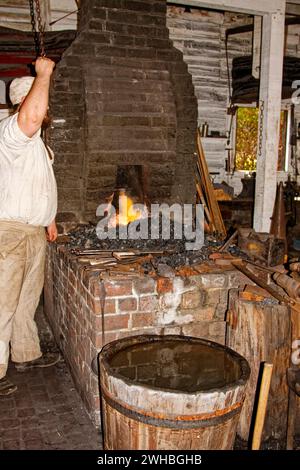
<box><xmin>34</xmin><ymin>0</ymin><xmax>46</xmax><ymax>57</ymax></box>
<box><xmin>28</xmin><ymin>0</ymin><xmax>46</xmax><ymax>57</ymax></box>
<box><xmin>29</xmin><ymin>0</ymin><xmax>39</xmax><ymax>57</ymax></box>
<box><xmin>258</xmin><ymin>100</ymin><xmax>265</xmax><ymax>158</ymax></box>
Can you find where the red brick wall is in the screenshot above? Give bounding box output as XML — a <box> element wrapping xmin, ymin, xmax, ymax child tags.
<box><xmin>44</xmin><ymin>244</ymin><xmax>248</xmax><ymax>426</ymax></box>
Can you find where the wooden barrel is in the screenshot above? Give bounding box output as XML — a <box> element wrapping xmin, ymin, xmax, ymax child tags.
<box><xmin>99</xmin><ymin>335</ymin><xmax>250</xmax><ymax>450</ymax></box>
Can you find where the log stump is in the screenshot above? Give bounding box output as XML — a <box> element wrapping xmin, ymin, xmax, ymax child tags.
<box><xmin>226</xmin><ymin>289</ymin><xmax>291</xmax><ymax>441</ymax></box>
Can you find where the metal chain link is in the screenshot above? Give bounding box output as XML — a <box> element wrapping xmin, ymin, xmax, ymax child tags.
<box><xmin>29</xmin><ymin>0</ymin><xmax>40</xmax><ymax>57</ymax></box>
<box><xmin>34</xmin><ymin>0</ymin><xmax>46</xmax><ymax>56</ymax></box>
<box><xmin>258</xmin><ymin>100</ymin><xmax>265</xmax><ymax>158</ymax></box>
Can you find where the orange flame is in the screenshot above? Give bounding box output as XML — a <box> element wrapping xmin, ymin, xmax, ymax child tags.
<box><xmin>116</xmin><ymin>190</ymin><xmax>144</xmax><ymax>226</ymax></box>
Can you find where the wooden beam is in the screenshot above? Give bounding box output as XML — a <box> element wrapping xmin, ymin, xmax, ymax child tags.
<box><xmin>253</xmin><ymin>10</ymin><xmax>285</xmax><ymax>233</ymax></box>
<box><xmin>168</xmin><ymin>0</ymin><xmax>285</xmax><ymax>15</ymax></box>
<box><xmin>286</xmin><ymin>3</ymin><xmax>300</xmax><ymax>15</ymax></box>
<box><xmin>226</xmin><ymin>17</ymin><xmax>300</xmax><ymax>38</ymax></box>
<box><xmin>226</xmin><ymin>24</ymin><xmax>253</xmax><ymax>37</ymax></box>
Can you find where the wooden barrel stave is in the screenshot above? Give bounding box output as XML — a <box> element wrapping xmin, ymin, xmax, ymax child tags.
<box><xmin>100</xmin><ymin>335</ymin><xmax>250</xmax><ymax>450</ymax></box>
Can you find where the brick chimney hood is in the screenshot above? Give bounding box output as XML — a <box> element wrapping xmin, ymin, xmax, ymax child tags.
<box><xmin>49</xmin><ymin>0</ymin><xmax>198</xmax><ymax>224</ymax></box>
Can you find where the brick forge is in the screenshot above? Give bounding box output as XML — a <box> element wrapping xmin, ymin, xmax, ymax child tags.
<box><xmin>49</xmin><ymin>0</ymin><xmax>197</xmax><ymax>230</ymax></box>
<box><xmin>44</xmin><ymin>244</ymin><xmax>248</xmax><ymax>426</ymax></box>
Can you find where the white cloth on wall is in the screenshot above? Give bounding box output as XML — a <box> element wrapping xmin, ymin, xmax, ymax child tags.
<box><xmin>0</xmin><ymin>113</ymin><xmax>57</xmax><ymax>227</ymax></box>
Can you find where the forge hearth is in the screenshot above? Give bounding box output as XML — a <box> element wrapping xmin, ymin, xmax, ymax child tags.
<box><xmin>66</xmin><ymin>223</ymin><xmax>219</xmax><ymax>268</ymax></box>
<box><xmin>114</xmin><ymin>165</ymin><xmax>149</xmax><ymax>205</ymax></box>
<box><xmin>49</xmin><ymin>0</ymin><xmax>198</xmax><ymax>228</ymax></box>
<box><xmin>44</xmin><ymin>240</ymin><xmax>250</xmax><ymax>426</ymax></box>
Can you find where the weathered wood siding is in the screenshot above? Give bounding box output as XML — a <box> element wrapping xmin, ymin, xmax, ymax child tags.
<box><xmin>0</xmin><ymin>0</ymin><xmax>77</xmax><ymax>31</ymax></box>
<box><xmin>167</xmin><ymin>7</ymin><xmax>252</xmax><ymax>176</ymax></box>
<box><xmin>167</xmin><ymin>6</ymin><xmax>300</xmax><ymax>190</ymax></box>
<box><xmin>0</xmin><ymin>0</ymin><xmax>32</xmax><ymax>31</ymax></box>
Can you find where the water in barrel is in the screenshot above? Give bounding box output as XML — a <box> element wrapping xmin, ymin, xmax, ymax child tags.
<box><xmin>109</xmin><ymin>338</ymin><xmax>242</xmax><ymax>393</ymax></box>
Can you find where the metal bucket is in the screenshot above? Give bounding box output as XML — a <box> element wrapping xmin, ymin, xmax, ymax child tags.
<box><xmin>99</xmin><ymin>335</ymin><xmax>250</xmax><ymax>450</ymax></box>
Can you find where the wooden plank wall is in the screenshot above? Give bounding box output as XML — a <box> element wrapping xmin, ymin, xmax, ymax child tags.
<box><xmin>49</xmin><ymin>0</ymin><xmax>78</xmax><ymax>30</ymax></box>
<box><xmin>0</xmin><ymin>0</ymin><xmax>77</xmax><ymax>31</ymax></box>
<box><xmin>167</xmin><ymin>6</ymin><xmax>300</xmax><ymax>191</ymax></box>
<box><xmin>0</xmin><ymin>0</ymin><xmax>32</xmax><ymax>31</ymax></box>
<box><xmin>167</xmin><ymin>7</ymin><xmax>252</xmax><ymax>176</ymax></box>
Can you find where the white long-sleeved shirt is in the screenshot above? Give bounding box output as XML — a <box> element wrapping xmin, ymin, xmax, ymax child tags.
<box><xmin>0</xmin><ymin>113</ymin><xmax>57</xmax><ymax>227</ymax></box>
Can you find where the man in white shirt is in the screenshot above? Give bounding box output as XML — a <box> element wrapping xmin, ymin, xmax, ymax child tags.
<box><xmin>0</xmin><ymin>57</ymin><xmax>60</xmax><ymax>396</ymax></box>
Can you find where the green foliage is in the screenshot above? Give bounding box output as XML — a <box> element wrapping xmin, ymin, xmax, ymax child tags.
<box><xmin>235</xmin><ymin>107</ymin><xmax>287</xmax><ymax>171</ymax></box>
<box><xmin>235</xmin><ymin>107</ymin><xmax>258</xmax><ymax>171</ymax></box>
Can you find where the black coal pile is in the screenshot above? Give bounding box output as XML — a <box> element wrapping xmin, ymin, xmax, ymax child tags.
<box><xmin>66</xmin><ymin>218</ymin><xmax>224</xmax><ymax>268</ymax></box>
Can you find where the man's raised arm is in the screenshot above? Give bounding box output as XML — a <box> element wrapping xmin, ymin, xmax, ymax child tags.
<box><xmin>17</xmin><ymin>57</ymin><xmax>55</xmax><ymax>138</ymax></box>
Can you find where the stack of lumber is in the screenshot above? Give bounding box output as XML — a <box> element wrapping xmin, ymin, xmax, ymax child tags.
<box><xmin>195</xmin><ymin>128</ymin><xmax>226</xmax><ymax>238</ymax></box>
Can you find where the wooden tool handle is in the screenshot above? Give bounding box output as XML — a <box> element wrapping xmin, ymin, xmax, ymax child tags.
<box><xmin>251</xmin><ymin>363</ymin><xmax>273</xmax><ymax>450</ymax></box>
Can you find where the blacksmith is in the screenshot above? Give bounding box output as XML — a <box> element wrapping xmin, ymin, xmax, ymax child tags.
<box><xmin>0</xmin><ymin>56</ymin><xmax>59</xmax><ymax>396</ymax></box>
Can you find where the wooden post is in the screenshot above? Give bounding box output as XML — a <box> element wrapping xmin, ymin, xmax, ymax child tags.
<box><xmin>253</xmin><ymin>10</ymin><xmax>285</xmax><ymax>232</ymax></box>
